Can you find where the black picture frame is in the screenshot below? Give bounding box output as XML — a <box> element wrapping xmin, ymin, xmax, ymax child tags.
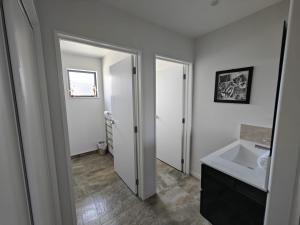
<box><xmin>214</xmin><ymin>67</ymin><xmax>254</xmax><ymax>104</ymax></box>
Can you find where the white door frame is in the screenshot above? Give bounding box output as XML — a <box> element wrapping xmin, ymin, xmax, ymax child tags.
<box><xmin>155</xmin><ymin>55</ymin><xmax>193</xmax><ymax>175</ymax></box>
<box><xmin>54</xmin><ymin>31</ymin><xmax>143</xmax><ymax>223</ymax></box>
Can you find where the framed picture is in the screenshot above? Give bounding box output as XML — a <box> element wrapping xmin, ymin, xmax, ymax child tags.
<box><xmin>214</xmin><ymin>67</ymin><xmax>254</xmax><ymax>104</ymax></box>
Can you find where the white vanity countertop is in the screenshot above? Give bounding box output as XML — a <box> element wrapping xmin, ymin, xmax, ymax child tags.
<box><xmin>200</xmin><ymin>140</ymin><xmax>269</xmax><ymax>192</ymax></box>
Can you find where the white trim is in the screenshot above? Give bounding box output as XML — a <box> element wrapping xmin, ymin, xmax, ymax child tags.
<box><xmin>191</xmin><ymin>170</ymin><xmax>202</xmax><ymax>180</ymax></box>
<box><xmin>33</xmin><ymin>25</ymin><xmax>63</xmax><ymax>225</ymax></box>
<box><xmin>156</xmin><ymin>54</ymin><xmax>192</xmax><ymax>65</ymax></box>
<box><xmin>135</xmin><ymin>52</ymin><xmax>145</xmax><ymax>199</ymax></box>
<box><xmin>184</xmin><ymin>62</ymin><xmax>193</xmax><ymax>174</ymax></box>
<box><xmin>56</xmin><ymin>31</ymin><xmax>139</xmax><ymax>55</ymax></box>
<box><xmin>6</xmin><ymin>1</ymin><xmax>63</xmax><ymax>225</ymax></box>
<box><xmin>131</xmin><ymin>54</ymin><xmax>143</xmax><ymax>197</ymax></box>
<box><xmin>54</xmin><ymin>31</ymin><xmax>144</xmax><ymax>223</ymax></box>
<box><xmin>142</xmin><ymin>191</ymin><xmax>157</xmax><ymax>200</ymax></box>
<box><xmin>54</xmin><ymin>32</ymin><xmax>78</xmax><ymax>225</ymax></box>
<box><xmin>154</xmin><ymin>54</ymin><xmax>193</xmax><ymax>176</ymax></box>
<box><xmin>20</xmin><ymin>0</ymin><xmax>39</xmax><ymax>25</ymax></box>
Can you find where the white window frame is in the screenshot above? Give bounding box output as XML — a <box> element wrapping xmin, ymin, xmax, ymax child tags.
<box><xmin>67</xmin><ymin>69</ymin><xmax>98</xmax><ymax>98</ymax></box>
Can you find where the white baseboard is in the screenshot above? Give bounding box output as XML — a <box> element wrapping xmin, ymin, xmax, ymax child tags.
<box><xmin>71</xmin><ymin>148</ymin><xmax>98</xmax><ymax>157</ymax></box>
<box><xmin>191</xmin><ymin>170</ymin><xmax>201</xmax><ymax>180</ymax></box>
<box><xmin>141</xmin><ymin>191</ymin><xmax>156</xmax><ymax>200</ymax></box>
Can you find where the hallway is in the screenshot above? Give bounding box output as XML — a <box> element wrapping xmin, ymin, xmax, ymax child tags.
<box><xmin>72</xmin><ymin>153</ymin><xmax>210</xmax><ymax>225</ymax></box>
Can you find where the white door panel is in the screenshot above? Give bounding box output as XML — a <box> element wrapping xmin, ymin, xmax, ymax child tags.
<box><xmin>110</xmin><ymin>56</ymin><xmax>137</xmax><ymax>194</ymax></box>
<box><xmin>0</xmin><ymin>7</ymin><xmax>31</xmax><ymax>225</ymax></box>
<box><xmin>156</xmin><ymin>60</ymin><xmax>184</xmax><ymax>171</ymax></box>
<box><xmin>3</xmin><ymin>0</ymin><xmax>55</xmax><ymax>224</ymax></box>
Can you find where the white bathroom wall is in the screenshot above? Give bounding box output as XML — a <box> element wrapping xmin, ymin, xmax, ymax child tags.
<box><xmin>61</xmin><ymin>52</ymin><xmax>106</xmax><ymax>156</ymax></box>
<box><xmin>103</xmin><ymin>51</ymin><xmax>130</xmax><ymax>112</ymax></box>
<box><xmin>191</xmin><ymin>1</ymin><xmax>290</xmax><ymax>178</ymax></box>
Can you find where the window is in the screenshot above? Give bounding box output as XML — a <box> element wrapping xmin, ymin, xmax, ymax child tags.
<box><xmin>67</xmin><ymin>69</ymin><xmax>98</xmax><ymax>97</ymax></box>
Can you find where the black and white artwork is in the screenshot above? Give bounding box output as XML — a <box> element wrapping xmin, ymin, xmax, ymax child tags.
<box><xmin>214</xmin><ymin>67</ymin><xmax>253</xmax><ymax>104</ymax></box>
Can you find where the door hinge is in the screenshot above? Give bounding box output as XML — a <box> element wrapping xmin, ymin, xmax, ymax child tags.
<box><xmin>181</xmin><ymin>158</ymin><xmax>184</xmax><ymax>164</ymax></box>
<box><xmin>134</xmin><ymin>126</ymin><xmax>138</xmax><ymax>133</ymax></box>
<box><xmin>182</xmin><ymin>118</ymin><xmax>185</xmax><ymax>124</ymax></box>
<box><xmin>183</xmin><ymin>74</ymin><xmax>186</xmax><ymax>80</ymax></box>
<box><xmin>132</xmin><ymin>67</ymin><xmax>137</xmax><ymax>75</ymax></box>
<box><xmin>136</xmin><ymin>179</ymin><xmax>139</xmax><ymax>186</ymax></box>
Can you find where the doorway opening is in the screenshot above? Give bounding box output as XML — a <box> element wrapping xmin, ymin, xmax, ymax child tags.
<box><xmin>155</xmin><ymin>56</ymin><xmax>194</xmax><ymax>193</ymax></box>
<box><xmin>56</xmin><ymin>36</ymin><xmax>141</xmax><ymax>224</ymax></box>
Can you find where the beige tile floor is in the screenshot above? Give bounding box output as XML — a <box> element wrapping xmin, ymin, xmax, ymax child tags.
<box><xmin>71</xmin><ymin>152</ymin><xmax>211</xmax><ymax>225</ymax></box>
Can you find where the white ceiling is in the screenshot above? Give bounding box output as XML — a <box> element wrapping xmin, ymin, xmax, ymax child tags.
<box><xmin>60</xmin><ymin>40</ymin><xmax>118</xmax><ymax>58</ymax></box>
<box><xmin>98</xmin><ymin>0</ymin><xmax>283</xmax><ymax>37</ymax></box>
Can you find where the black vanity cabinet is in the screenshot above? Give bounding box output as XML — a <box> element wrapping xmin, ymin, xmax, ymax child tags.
<box><xmin>200</xmin><ymin>164</ymin><xmax>267</xmax><ymax>225</ymax></box>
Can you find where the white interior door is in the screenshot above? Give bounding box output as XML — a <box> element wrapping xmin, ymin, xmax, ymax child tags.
<box><xmin>110</xmin><ymin>56</ymin><xmax>137</xmax><ymax>194</ymax></box>
<box><xmin>156</xmin><ymin>59</ymin><xmax>184</xmax><ymax>171</ymax></box>
<box><xmin>3</xmin><ymin>0</ymin><xmax>55</xmax><ymax>224</ymax></box>
<box><xmin>0</xmin><ymin>7</ymin><xmax>31</xmax><ymax>225</ymax></box>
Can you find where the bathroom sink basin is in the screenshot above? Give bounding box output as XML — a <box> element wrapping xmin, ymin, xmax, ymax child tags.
<box><xmin>200</xmin><ymin>140</ymin><xmax>270</xmax><ymax>191</ymax></box>
<box><xmin>220</xmin><ymin>145</ymin><xmax>259</xmax><ymax>170</ymax></box>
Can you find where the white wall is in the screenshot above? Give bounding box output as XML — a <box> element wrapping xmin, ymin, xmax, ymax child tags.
<box><xmin>61</xmin><ymin>52</ymin><xmax>106</xmax><ymax>156</ymax></box>
<box><xmin>103</xmin><ymin>51</ymin><xmax>129</xmax><ymax>112</ymax></box>
<box><xmin>34</xmin><ymin>0</ymin><xmax>193</xmax><ymax>223</ymax></box>
<box><xmin>264</xmin><ymin>0</ymin><xmax>300</xmax><ymax>224</ymax></box>
<box><xmin>191</xmin><ymin>1</ymin><xmax>290</xmax><ymax>178</ymax></box>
